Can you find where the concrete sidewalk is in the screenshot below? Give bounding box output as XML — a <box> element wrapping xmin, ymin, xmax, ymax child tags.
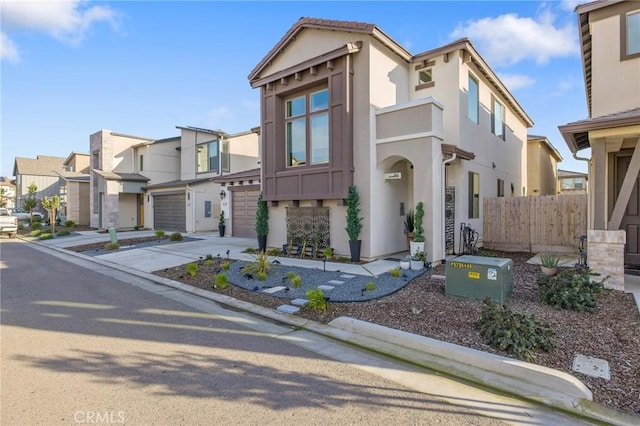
<box><xmin>27</xmin><ymin>231</ymin><xmax>640</xmax><ymax>425</ymax></box>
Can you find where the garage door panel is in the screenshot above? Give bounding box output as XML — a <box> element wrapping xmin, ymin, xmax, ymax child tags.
<box><xmin>154</xmin><ymin>194</ymin><xmax>186</xmax><ymax>231</ymax></box>
<box><xmin>232</xmin><ymin>190</ymin><xmax>258</xmax><ymax>238</ymax></box>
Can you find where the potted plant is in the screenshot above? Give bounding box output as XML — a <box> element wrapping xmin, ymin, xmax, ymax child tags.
<box><xmin>410</xmin><ymin>250</ymin><xmax>425</xmax><ymax>270</ymax></box>
<box><xmin>410</xmin><ymin>201</ymin><xmax>425</xmax><ymax>256</ymax></box>
<box><xmin>345</xmin><ymin>184</ymin><xmax>363</xmax><ymax>262</ymax></box>
<box><xmin>404</xmin><ymin>209</ymin><xmax>414</xmax><ymax>248</ymax></box>
<box><xmin>218</xmin><ymin>210</ymin><xmax>226</xmax><ymax>237</ymax></box>
<box><xmin>399</xmin><ymin>255</ymin><xmax>411</xmax><ymax>270</ymax></box>
<box><xmin>540</xmin><ymin>252</ymin><xmax>560</xmax><ymax>276</ymax></box>
<box><xmin>255</xmin><ymin>193</ymin><xmax>268</xmax><ymax>253</ymax></box>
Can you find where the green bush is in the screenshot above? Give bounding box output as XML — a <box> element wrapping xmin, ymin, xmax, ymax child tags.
<box><xmin>169</xmin><ymin>232</ymin><xmax>183</xmax><ymax>241</ymax></box>
<box><xmin>17</xmin><ymin>223</ymin><xmax>24</xmax><ymax>231</ymax></box>
<box><xmin>204</xmin><ymin>259</ymin><xmax>214</xmax><ymax>267</ymax></box>
<box><xmin>38</xmin><ymin>232</ymin><xmax>53</xmax><ymax>240</ymax></box>
<box><xmin>104</xmin><ymin>242</ymin><xmax>120</xmax><ymax>250</ymax></box>
<box><xmin>186</xmin><ymin>262</ymin><xmax>198</xmax><ymax>277</ymax></box>
<box><xmin>214</xmin><ymin>273</ymin><xmax>228</xmax><ymax>289</ymax></box>
<box><xmin>221</xmin><ymin>261</ymin><xmax>230</xmax><ymax>271</ymax></box>
<box><xmin>388</xmin><ymin>268</ymin><xmax>401</xmax><ymax>278</ymax></box>
<box><xmin>64</xmin><ymin>220</ymin><xmax>76</xmax><ymax>228</ymax></box>
<box><xmin>267</xmin><ymin>248</ymin><xmax>280</xmax><ymax>256</ymax></box>
<box><xmin>56</xmin><ymin>230</ymin><xmax>71</xmax><ymax>237</ymax></box>
<box><xmin>155</xmin><ymin>230</ymin><xmax>166</xmax><ymax>238</ymax></box>
<box><xmin>257</xmin><ymin>271</ymin><xmax>267</xmax><ymax>281</ymax></box>
<box><xmin>537</xmin><ymin>268</ymin><xmax>606</xmax><ymax>312</ymax></box>
<box><xmin>32</xmin><ymin>216</ymin><xmax>43</xmax><ymax>223</ymax></box>
<box><xmin>476</xmin><ymin>298</ymin><xmax>554</xmax><ymax>362</ymax></box>
<box><xmin>242</xmin><ymin>252</ymin><xmax>271</xmax><ymax>277</ymax></box>
<box><xmin>306</xmin><ymin>288</ymin><xmax>327</xmax><ymax>312</ymax></box>
<box><xmin>364</xmin><ymin>282</ymin><xmax>376</xmax><ymax>291</ymax></box>
<box><xmin>205</xmin><ymin>253</ymin><xmax>214</xmax><ymax>260</ymax></box>
<box><xmin>244</xmin><ymin>247</ymin><xmax>256</xmax><ymax>254</ymax></box>
<box><xmin>28</xmin><ymin>229</ymin><xmax>41</xmax><ymax>237</ymax></box>
<box><xmin>31</xmin><ymin>222</ymin><xmax>42</xmax><ymax>231</ymax></box>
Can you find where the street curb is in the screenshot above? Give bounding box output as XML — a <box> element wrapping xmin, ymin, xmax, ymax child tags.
<box><xmin>29</xmin><ymin>239</ymin><xmax>640</xmax><ymax>426</ymax></box>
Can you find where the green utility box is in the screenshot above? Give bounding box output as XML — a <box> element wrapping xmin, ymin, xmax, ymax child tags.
<box><xmin>445</xmin><ymin>255</ymin><xmax>513</xmax><ymax>304</ymax></box>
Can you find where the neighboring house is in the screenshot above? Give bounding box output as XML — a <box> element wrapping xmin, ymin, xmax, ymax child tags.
<box><xmin>559</xmin><ymin>0</ymin><xmax>640</xmax><ymax>289</ymax></box>
<box><xmin>557</xmin><ymin>169</ymin><xmax>588</xmax><ymax>195</ymax></box>
<box><xmin>56</xmin><ymin>152</ymin><xmax>91</xmax><ymax>225</ymax></box>
<box><xmin>12</xmin><ymin>155</ymin><xmax>66</xmax><ymax>212</ymax></box>
<box><xmin>144</xmin><ymin>126</ymin><xmax>259</xmax><ymax>233</ymax></box>
<box><xmin>248</xmin><ymin>18</ymin><xmax>533</xmax><ymax>262</ymax></box>
<box><xmin>527</xmin><ymin>135</ymin><xmax>563</xmax><ymax>196</ymax></box>
<box><xmin>0</xmin><ymin>177</ymin><xmax>16</xmax><ymax>208</ymax></box>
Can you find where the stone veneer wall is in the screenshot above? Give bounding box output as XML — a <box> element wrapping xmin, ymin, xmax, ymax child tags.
<box><xmin>587</xmin><ymin>230</ymin><xmax>625</xmax><ymax>290</ymax></box>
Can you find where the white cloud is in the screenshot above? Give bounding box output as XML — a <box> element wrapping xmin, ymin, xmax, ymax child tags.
<box><xmin>497</xmin><ymin>73</ymin><xmax>537</xmax><ymax>91</ymax></box>
<box><xmin>205</xmin><ymin>106</ymin><xmax>233</xmax><ymax>127</ymax></box>
<box><xmin>451</xmin><ymin>12</ymin><xmax>579</xmax><ymax>67</ymax></box>
<box><xmin>0</xmin><ymin>0</ymin><xmax>119</xmax><ymax>62</ymax></box>
<box><xmin>559</xmin><ymin>0</ymin><xmax>590</xmax><ymax>12</ymax></box>
<box><xmin>552</xmin><ymin>76</ymin><xmax>580</xmax><ymax>96</ymax></box>
<box><xmin>0</xmin><ymin>32</ymin><xmax>19</xmax><ymax>62</ymax></box>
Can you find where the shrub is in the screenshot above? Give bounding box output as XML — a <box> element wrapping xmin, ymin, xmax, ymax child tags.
<box><xmin>155</xmin><ymin>230</ymin><xmax>166</xmax><ymax>238</ymax></box>
<box><xmin>242</xmin><ymin>252</ymin><xmax>271</xmax><ymax>277</ymax></box>
<box><xmin>476</xmin><ymin>298</ymin><xmax>554</xmax><ymax>362</ymax></box>
<box><xmin>204</xmin><ymin>259</ymin><xmax>214</xmax><ymax>267</ymax></box>
<box><xmin>285</xmin><ymin>272</ymin><xmax>302</xmax><ymax>288</ymax></box>
<box><xmin>540</xmin><ymin>253</ymin><xmax>560</xmax><ymax>268</ymax></box>
<box><xmin>31</xmin><ymin>221</ymin><xmax>42</xmax><ymax>231</ymax></box>
<box><xmin>255</xmin><ymin>193</ymin><xmax>269</xmax><ymax>236</ymax></box>
<box><xmin>537</xmin><ymin>268</ymin><xmax>606</xmax><ymax>312</ymax></box>
<box><xmin>267</xmin><ymin>248</ymin><xmax>280</xmax><ymax>256</ymax></box>
<box><xmin>285</xmin><ymin>271</ymin><xmax>297</xmax><ymax>280</ymax></box>
<box><xmin>306</xmin><ymin>288</ymin><xmax>327</xmax><ymax>312</ymax></box>
<box><xmin>388</xmin><ymin>268</ymin><xmax>401</xmax><ymax>278</ymax></box>
<box><xmin>257</xmin><ymin>271</ymin><xmax>267</xmax><ymax>281</ymax></box>
<box><xmin>169</xmin><ymin>232</ymin><xmax>183</xmax><ymax>241</ymax></box>
<box><xmin>64</xmin><ymin>220</ymin><xmax>76</xmax><ymax>228</ymax></box>
<box><xmin>38</xmin><ymin>232</ymin><xmax>53</xmax><ymax>240</ymax></box>
<box><xmin>345</xmin><ymin>185</ymin><xmax>363</xmax><ymax>241</ymax></box>
<box><xmin>221</xmin><ymin>261</ymin><xmax>230</xmax><ymax>271</ymax></box>
<box><xmin>28</xmin><ymin>229</ymin><xmax>41</xmax><ymax>237</ymax></box>
<box><xmin>205</xmin><ymin>253</ymin><xmax>214</xmax><ymax>260</ymax></box>
<box><xmin>364</xmin><ymin>282</ymin><xmax>376</xmax><ymax>291</ymax></box>
<box><xmin>186</xmin><ymin>262</ymin><xmax>198</xmax><ymax>277</ymax></box>
<box><xmin>413</xmin><ymin>202</ymin><xmax>425</xmax><ymax>242</ymax></box>
<box><xmin>32</xmin><ymin>215</ymin><xmax>43</xmax><ymax>223</ymax></box>
<box><xmin>214</xmin><ymin>273</ymin><xmax>229</xmax><ymax>289</ymax></box>
<box><xmin>104</xmin><ymin>242</ymin><xmax>120</xmax><ymax>250</ymax></box>
<box><xmin>244</xmin><ymin>247</ymin><xmax>256</xmax><ymax>254</ymax></box>
<box><xmin>17</xmin><ymin>223</ymin><xmax>24</xmax><ymax>231</ymax></box>
<box><xmin>322</xmin><ymin>247</ymin><xmax>333</xmax><ymax>260</ymax></box>
<box><xmin>56</xmin><ymin>230</ymin><xmax>71</xmax><ymax>237</ymax></box>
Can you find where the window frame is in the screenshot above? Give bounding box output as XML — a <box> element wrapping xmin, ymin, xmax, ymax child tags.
<box><xmin>221</xmin><ymin>140</ymin><xmax>230</xmax><ymax>173</ymax></box>
<box><xmin>284</xmin><ymin>86</ymin><xmax>329</xmax><ymax>168</ymax></box>
<box><xmin>621</xmin><ymin>9</ymin><xmax>640</xmax><ymax>60</ymax></box>
<box><xmin>468</xmin><ymin>74</ymin><xmax>479</xmax><ymax>124</ymax></box>
<box><xmin>497</xmin><ymin>178</ymin><xmax>504</xmax><ymax>197</ymax></box>
<box><xmin>469</xmin><ymin>172</ymin><xmax>480</xmax><ymax>219</ymax></box>
<box><xmin>196</xmin><ymin>139</ymin><xmax>220</xmax><ymax>174</ymax></box>
<box><xmin>491</xmin><ymin>97</ymin><xmax>505</xmax><ymax>140</ymax></box>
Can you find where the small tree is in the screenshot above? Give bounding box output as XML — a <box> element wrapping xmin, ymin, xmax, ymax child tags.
<box><xmin>413</xmin><ymin>202</ymin><xmax>425</xmax><ymax>243</ymax></box>
<box><xmin>23</xmin><ymin>182</ymin><xmax>38</xmax><ymax>225</ymax></box>
<box><xmin>0</xmin><ymin>187</ymin><xmax>8</xmax><ymax>207</ymax></box>
<box><xmin>41</xmin><ymin>195</ymin><xmax>60</xmax><ymax>234</ymax></box>
<box><xmin>345</xmin><ymin>185</ymin><xmax>363</xmax><ymax>241</ymax></box>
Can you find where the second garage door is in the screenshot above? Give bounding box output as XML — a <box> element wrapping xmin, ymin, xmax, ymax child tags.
<box><xmin>154</xmin><ymin>193</ymin><xmax>186</xmax><ymax>231</ymax></box>
<box><xmin>232</xmin><ymin>189</ymin><xmax>258</xmax><ymax>238</ymax></box>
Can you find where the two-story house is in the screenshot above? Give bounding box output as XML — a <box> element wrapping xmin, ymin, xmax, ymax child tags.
<box><xmin>143</xmin><ymin>126</ymin><xmax>259</xmax><ymax>233</ymax></box>
<box><xmin>12</xmin><ymin>155</ymin><xmax>66</xmax><ymax>212</ymax></box>
<box><xmin>559</xmin><ymin>0</ymin><xmax>640</xmax><ymax>289</ymax></box>
<box><xmin>0</xmin><ymin>177</ymin><xmax>16</xmax><ymax>208</ymax></box>
<box><xmin>56</xmin><ymin>152</ymin><xmax>91</xmax><ymax>225</ymax></box>
<box><xmin>527</xmin><ymin>135</ymin><xmax>563</xmax><ymax>196</ymax></box>
<box><xmin>248</xmin><ymin>18</ymin><xmax>533</xmax><ymax>262</ymax></box>
<box><xmin>557</xmin><ymin>169</ymin><xmax>588</xmax><ymax>195</ymax></box>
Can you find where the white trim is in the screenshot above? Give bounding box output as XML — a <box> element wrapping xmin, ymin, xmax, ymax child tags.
<box><xmin>376</xmin><ymin>131</ymin><xmax>442</xmax><ymax>145</ymax></box>
<box><xmin>375</xmin><ymin>96</ymin><xmax>444</xmax><ymax>115</ymax></box>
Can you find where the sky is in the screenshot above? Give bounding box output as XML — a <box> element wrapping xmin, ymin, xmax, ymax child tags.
<box><xmin>1</xmin><ymin>0</ymin><xmax>592</xmax><ymax>178</ymax></box>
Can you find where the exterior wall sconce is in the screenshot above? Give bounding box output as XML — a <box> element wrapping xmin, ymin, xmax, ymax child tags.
<box><xmin>220</xmin><ymin>190</ymin><xmax>226</xmax><ymax>200</ymax></box>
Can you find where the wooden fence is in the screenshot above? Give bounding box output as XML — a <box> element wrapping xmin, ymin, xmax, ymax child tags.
<box><xmin>483</xmin><ymin>194</ymin><xmax>587</xmax><ymax>253</ymax></box>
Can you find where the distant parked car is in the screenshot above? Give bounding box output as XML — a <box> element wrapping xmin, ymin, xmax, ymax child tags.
<box><xmin>9</xmin><ymin>208</ymin><xmax>44</xmax><ymax>221</ymax></box>
<box><xmin>0</xmin><ymin>208</ymin><xmax>18</xmax><ymax>238</ymax></box>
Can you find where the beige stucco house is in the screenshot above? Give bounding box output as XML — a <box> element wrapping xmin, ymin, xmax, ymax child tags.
<box><xmin>527</xmin><ymin>135</ymin><xmax>563</xmax><ymax>196</ymax></box>
<box><xmin>143</xmin><ymin>126</ymin><xmax>259</xmax><ymax>233</ymax></box>
<box><xmin>57</xmin><ymin>152</ymin><xmax>91</xmax><ymax>225</ymax></box>
<box><xmin>557</xmin><ymin>169</ymin><xmax>588</xmax><ymax>195</ymax></box>
<box><xmin>248</xmin><ymin>18</ymin><xmax>533</xmax><ymax>262</ymax></box>
<box><xmin>0</xmin><ymin>177</ymin><xmax>16</xmax><ymax>208</ymax></box>
<box><xmin>559</xmin><ymin>0</ymin><xmax>640</xmax><ymax>289</ymax></box>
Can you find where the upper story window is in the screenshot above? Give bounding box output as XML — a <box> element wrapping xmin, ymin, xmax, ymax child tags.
<box><xmin>414</xmin><ymin>60</ymin><xmax>436</xmax><ymax>90</ymax></box>
<box><xmin>221</xmin><ymin>141</ymin><xmax>230</xmax><ymax>173</ymax></box>
<box><xmin>197</xmin><ymin>140</ymin><xmax>219</xmax><ymax>173</ymax></box>
<box><xmin>561</xmin><ymin>177</ymin><xmax>585</xmax><ymax>190</ymax></box>
<box><xmin>468</xmin><ymin>74</ymin><xmax>479</xmax><ymax>124</ymax></box>
<box><xmin>138</xmin><ymin>154</ymin><xmax>144</xmax><ymax>172</ymax></box>
<box><xmin>491</xmin><ymin>97</ymin><xmax>505</xmax><ymax>140</ymax></box>
<box><xmin>285</xmin><ymin>87</ymin><xmax>329</xmax><ymax>167</ymax></box>
<box><xmin>624</xmin><ymin>11</ymin><xmax>640</xmax><ymax>59</ymax></box>
<box><xmin>418</xmin><ymin>69</ymin><xmax>432</xmax><ymax>85</ymax></box>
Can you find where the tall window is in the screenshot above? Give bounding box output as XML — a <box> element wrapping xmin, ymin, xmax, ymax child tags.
<box><xmin>469</xmin><ymin>172</ymin><xmax>480</xmax><ymax>219</ymax></box>
<box><xmin>468</xmin><ymin>74</ymin><xmax>479</xmax><ymax>124</ymax></box>
<box><xmin>138</xmin><ymin>154</ymin><xmax>144</xmax><ymax>172</ymax></box>
<box><xmin>286</xmin><ymin>87</ymin><xmax>329</xmax><ymax>167</ymax></box>
<box><xmin>197</xmin><ymin>140</ymin><xmax>219</xmax><ymax>173</ymax></box>
<box><xmin>497</xmin><ymin>179</ymin><xmax>504</xmax><ymax>197</ymax></box>
<box><xmin>221</xmin><ymin>141</ymin><xmax>230</xmax><ymax>172</ymax></box>
<box><xmin>492</xmin><ymin>97</ymin><xmax>505</xmax><ymax>140</ymax></box>
<box><xmin>625</xmin><ymin>11</ymin><xmax>640</xmax><ymax>57</ymax></box>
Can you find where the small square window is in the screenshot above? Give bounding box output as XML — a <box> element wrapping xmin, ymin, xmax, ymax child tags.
<box><xmin>418</xmin><ymin>69</ymin><xmax>432</xmax><ymax>85</ymax></box>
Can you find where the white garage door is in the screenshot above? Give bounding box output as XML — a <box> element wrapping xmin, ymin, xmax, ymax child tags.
<box><xmin>232</xmin><ymin>189</ymin><xmax>259</xmax><ymax>238</ymax></box>
<box><xmin>154</xmin><ymin>193</ymin><xmax>186</xmax><ymax>231</ymax></box>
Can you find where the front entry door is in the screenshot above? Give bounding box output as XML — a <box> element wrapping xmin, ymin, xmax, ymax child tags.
<box><xmin>616</xmin><ymin>155</ymin><xmax>640</xmax><ymax>267</ymax></box>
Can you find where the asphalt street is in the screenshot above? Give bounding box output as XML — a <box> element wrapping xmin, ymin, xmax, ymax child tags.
<box><xmin>1</xmin><ymin>239</ymin><xmax>589</xmax><ymax>425</ymax></box>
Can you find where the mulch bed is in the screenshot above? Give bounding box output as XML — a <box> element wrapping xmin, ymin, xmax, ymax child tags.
<box><xmin>152</xmin><ymin>251</ymin><xmax>640</xmax><ymax>416</ymax></box>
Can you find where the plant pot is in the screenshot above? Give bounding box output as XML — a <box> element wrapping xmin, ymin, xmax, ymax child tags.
<box><xmin>541</xmin><ymin>266</ymin><xmax>557</xmax><ymax>276</ymax></box>
<box><xmin>410</xmin><ymin>259</ymin><xmax>424</xmax><ymax>270</ymax></box>
<box><xmin>218</xmin><ymin>225</ymin><xmax>225</xmax><ymax>237</ymax></box>
<box><xmin>257</xmin><ymin>234</ymin><xmax>267</xmax><ymax>253</ymax></box>
<box><xmin>349</xmin><ymin>240</ymin><xmax>361</xmax><ymax>262</ymax></box>
<box><xmin>399</xmin><ymin>260</ymin><xmax>411</xmax><ymax>270</ymax></box>
<box><xmin>410</xmin><ymin>241</ymin><xmax>425</xmax><ymax>256</ymax></box>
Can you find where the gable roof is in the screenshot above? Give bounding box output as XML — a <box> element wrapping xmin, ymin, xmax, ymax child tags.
<box><xmin>559</xmin><ymin>107</ymin><xmax>640</xmax><ymax>152</ymax></box>
<box><xmin>527</xmin><ymin>135</ymin><xmax>563</xmax><ymax>162</ymax></box>
<box><xmin>248</xmin><ymin>17</ymin><xmax>412</xmax><ymax>83</ymax></box>
<box><xmin>13</xmin><ymin>155</ymin><xmax>66</xmax><ymax>177</ymax></box>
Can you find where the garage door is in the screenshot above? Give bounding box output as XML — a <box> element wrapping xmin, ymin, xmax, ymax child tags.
<box><xmin>154</xmin><ymin>193</ymin><xmax>186</xmax><ymax>231</ymax></box>
<box><xmin>232</xmin><ymin>189</ymin><xmax>259</xmax><ymax>238</ymax></box>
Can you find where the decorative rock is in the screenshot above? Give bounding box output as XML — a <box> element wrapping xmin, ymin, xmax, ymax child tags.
<box><xmin>276</xmin><ymin>305</ymin><xmax>300</xmax><ymax>314</ymax></box>
<box><xmin>291</xmin><ymin>298</ymin><xmax>309</xmax><ymax>307</ymax></box>
<box><xmin>318</xmin><ymin>285</ymin><xmax>335</xmax><ymax>291</ymax></box>
<box><xmin>328</xmin><ymin>280</ymin><xmax>345</xmax><ymax>286</ymax></box>
<box><xmin>339</xmin><ymin>274</ymin><xmax>356</xmax><ymax>279</ymax></box>
<box><xmin>263</xmin><ymin>286</ymin><xmax>287</xmax><ymax>294</ymax></box>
